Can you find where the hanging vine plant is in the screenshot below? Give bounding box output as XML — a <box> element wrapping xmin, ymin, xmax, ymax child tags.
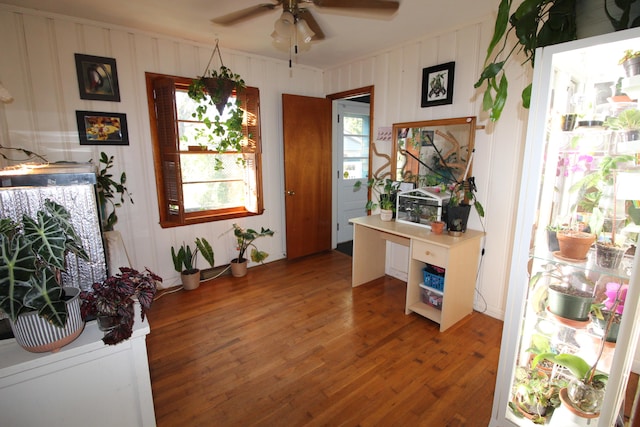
<box><xmin>187</xmin><ymin>39</ymin><xmax>246</xmax><ymax>166</ymax></box>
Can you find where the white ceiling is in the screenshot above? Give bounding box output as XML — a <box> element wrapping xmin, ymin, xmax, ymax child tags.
<box><xmin>1</xmin><ymin>0</ymin><xmax>498</xmax><ymax>69</ymax></box>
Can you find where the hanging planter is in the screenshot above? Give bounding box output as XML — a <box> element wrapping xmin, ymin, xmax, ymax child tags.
<box><xmin>187</xmin><ymin>39</ymin><xmax>246</xmax><ymax>164</ymax></box>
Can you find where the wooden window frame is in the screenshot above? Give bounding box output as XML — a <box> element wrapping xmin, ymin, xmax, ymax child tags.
<box><xmin>145</xmin><ymin>72</ymin><xmax>264</xmax><ymax>228</ymax></box>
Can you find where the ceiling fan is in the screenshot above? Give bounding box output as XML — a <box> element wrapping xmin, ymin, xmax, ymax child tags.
<box><xmin>212</xmin><ymin>0</ymin><xmax>400</xmax><ymax>42</ymax></box>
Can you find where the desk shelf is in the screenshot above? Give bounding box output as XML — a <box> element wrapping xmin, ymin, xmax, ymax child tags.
<box><xmin>350</xmin><ymin>215</ymin><xmax>484</xmax><ymax>332</ymax></box>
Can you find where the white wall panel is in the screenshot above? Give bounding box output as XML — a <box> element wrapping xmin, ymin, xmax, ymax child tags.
<box><xmin>0</xmin><ymin>5</ymin><xmax>324</xmax><ymax>289</ymax></box>
<box><xmin>324</xmin><ymin>19</ymin><xmax>529</xmax><ymax>320</ymax></box>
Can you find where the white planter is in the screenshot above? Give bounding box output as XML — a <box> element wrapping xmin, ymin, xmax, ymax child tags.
<box><xmin>9</xmin><ymin>287</ymin><xmax>85</xmax><ymax>353</ymax></box>
<box><xmin>380</xmin><ymin>209</ymin><xmax>393</xmax><ymax>221</ymax></box>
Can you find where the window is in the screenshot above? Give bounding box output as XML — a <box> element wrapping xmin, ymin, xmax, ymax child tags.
<box><xmin>341</xmin><ymin>112</ymin><xmax>369</xmax><ymax>180</ymax></box>
<box><xmin>146</xmin><ymin>73</ymin><xmax>263</xmax><ymax>228</ymax></box>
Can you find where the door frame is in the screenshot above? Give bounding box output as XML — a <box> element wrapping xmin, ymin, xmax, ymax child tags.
<box><xmin>327</xmin><ymin>86</ymin><xmax>374</xmax><ymax>248</ymax></box>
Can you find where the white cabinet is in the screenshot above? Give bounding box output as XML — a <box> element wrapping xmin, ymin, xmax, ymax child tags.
<box><xmin>0</xmin><ymin>318</ymin><xmax>156</xmax><ymax>427</ymax></box>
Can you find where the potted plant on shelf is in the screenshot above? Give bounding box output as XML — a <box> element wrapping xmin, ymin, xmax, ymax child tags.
<box><xmin>231</xmin><ymin>223</ymin><xmax>274</xmax><ymax>278</ymax></box>
<box><xmin>604</xmin><ymin>108</ymin><xmax>640</xmax><ymax>145</ymax></box>
<box><xmin>529</xmin><ymin>265</ymin><xmax>595</xmax><ymax>322</ymax></box>
<box><xmin>532</xmin><ymin>352</ymin><xmax>609</xmax><ymax>417</ymax></box>
<box><xmin>591</xmin><ymin>281</ymin><xmax>627</xmax><ymax>343</ymax></box>
<box><xmin>0</xmin><ymin>199</ymin><xmax>89</xmax><ymax>353</ymax></box>
<box><xmin>353</xmin><ymin>176</ymin><xmax>401</xmax><ymax>221</ymax></box>
<box><xmin>509</xmin><ymin>365</ymin><xmax>563</xmax><ymax>424</ymax></box>
<box><xmin>171</xmin><ymin>242</ymin><xmax>200</xmax><ymax>290</ymax></box>
<box><xmin>80</xmin><ymin>267</ymin><xmax>160</xmax><ymax>345</ymax></box>
<box><xmin>619</xmin><ymin>49</ymin><xmax>640</xmax><ymax>77</ymax></box>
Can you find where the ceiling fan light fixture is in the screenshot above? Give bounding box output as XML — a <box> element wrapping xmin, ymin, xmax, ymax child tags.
<box><xmin>295</xmin><ymin>18</ymin><xmax>315</xmax><ymax>44</ymax></box>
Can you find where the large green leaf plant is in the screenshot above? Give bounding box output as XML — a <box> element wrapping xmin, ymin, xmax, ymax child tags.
<box><xmin>475</xmin><ymin>0</ymin><xmax>577</xmax><ymax>121</ymax></box>
<box><xmin>0</xmin><ymin>199</ymin><xmax>89</xmax><ymax>328</ymax></box>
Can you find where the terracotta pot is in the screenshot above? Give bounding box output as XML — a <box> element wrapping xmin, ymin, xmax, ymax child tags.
<box><xmin>430</xmin><ymin>221</ymin><xmax>445</xmax><ymax>235</ymax></box>
<box><xmin>231</xmin><ymin>259</ymin><xmax>248</xmax><ymax>277</ymax></box>
<box><xmin>9</xmin><ymin>287</ymin><xmax>85</xmax><ymax>353</ymax></box>
<box><xmin>181</xmin><ymin>269</ymin><xmax>201</xmax><ymax>290</ymax></box>
<box><xmin>556</xmin><ymin>231</ymin><xmax>595</xmax><ymax>260</ymax></box>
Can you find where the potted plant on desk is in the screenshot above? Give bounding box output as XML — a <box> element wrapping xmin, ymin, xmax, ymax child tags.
<box><xmin>353</xmin><ymin>176</ymin><xmax>400</xmax><ymax>221</ymax></box>
<box><xmin>446</xmin><ymin>177</ymin><xmax>485</xmax><ymax>235</ymax></box>
<box><xmin>0</xmin><ymin>199</ymin><xmax>89</xmax><ymax>352</ymax></box>
<box><xmin>231</xmin><ymin>223</ymin><xmax>274</xmax><ymax>277</ymax></box>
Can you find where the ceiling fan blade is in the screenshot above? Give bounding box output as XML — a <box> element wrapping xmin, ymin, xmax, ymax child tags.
<box><xmin>212</xmin><ymin>3</ymin><xmax>279</xmax><ymax>26</ymax></box>
<box><xmin>297</xmin><ymin>9</ymin><xmax>325</xmax><ymax>40</ymax></box>
<box><xmin>311</xmin><ymin>0</ymin><xmax>399</xmax><ymax>11</ymax></box>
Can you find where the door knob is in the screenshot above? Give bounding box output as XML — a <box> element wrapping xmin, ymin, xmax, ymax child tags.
<box><xmin>286</xmin><ymin>190</ymin><xmax>295</xmax><ymax>196</ymax></box>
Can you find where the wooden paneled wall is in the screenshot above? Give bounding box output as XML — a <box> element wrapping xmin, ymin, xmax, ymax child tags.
<box><xmin>0</xmin><ymin>4</ymin><xmax>533</xmax><ymax>321</ymax></box>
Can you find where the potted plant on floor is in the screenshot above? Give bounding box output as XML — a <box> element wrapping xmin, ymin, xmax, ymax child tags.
<box><xmin>0</xmin><ymin>199</ymin><xmax>89</xmax><ymax>352</ymax></box>
<box><xmin>171</xmin><ymin>242</ymin><xmax>200</xmax><ymax>290</ymax></box>
<box><xmin>195</xmin><ymin>237</ymin><xmax>216</xmax><ymax>280</ymax></box>
<box><xmin>353</xmin><ymin>176</ymin><xmax>401</xmax><ymax>221</ymax></box>
<box><xmin>80</xmin><ymin>267</ymin><xmax>161</xmax><ymax>345</ymax></box>
<box><xmin>231</xmin><ymin>223</ymin><xmax>274</xmax><ymax>277</ymax></box>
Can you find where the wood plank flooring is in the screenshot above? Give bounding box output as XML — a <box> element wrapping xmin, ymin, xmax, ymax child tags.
<box><xmin>146</xmin><ymin>250</ymin><xmax>503</xmax><ymax>426</ymax></box>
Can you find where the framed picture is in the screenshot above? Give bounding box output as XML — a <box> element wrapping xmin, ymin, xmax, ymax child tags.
<box><xmin>76</xmin><ymin>110</ymin><xmax>129</xmax><ymax>145</ymax></box>
<box><xmin>74</xmin><ymin>54</ymin><xmax>121</xmax><ymax>101</ymax></box>
<box><xmin>421</xmin><ymin>62</ymin><xmax>455</xmax><ymax>107</ymax></box>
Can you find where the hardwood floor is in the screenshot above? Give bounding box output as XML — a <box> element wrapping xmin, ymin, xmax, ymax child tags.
<box><xmin>146</xmin><ymin>250</ymin><xmax>503</xmax><ymax>426</ymax></box>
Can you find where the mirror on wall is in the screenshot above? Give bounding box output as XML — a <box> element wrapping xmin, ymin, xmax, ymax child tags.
<box><xmin>392</xmin><ymin>116</ymin><xmax>477</xmax><ymax>188</ymax></box>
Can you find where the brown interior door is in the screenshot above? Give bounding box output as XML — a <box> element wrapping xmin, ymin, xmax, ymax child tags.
<box><xmin>282</xmin><ymin>94</ymin><xmax>332</xmax><ymax>259</ymax></box>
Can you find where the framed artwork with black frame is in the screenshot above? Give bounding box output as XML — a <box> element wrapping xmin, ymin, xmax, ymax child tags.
<box><xmin>74</xmin><ymin>54</ymin><xmax>121</xmax><ymax>101</ymax></box>
<box><xmin>421</xmin><ymin>61</ymin><xmax>455</xmax><ymax>107</ymax></box>
<box><xmin>76</xmin><ymin>110</ymin><xmax>129</xmax><ymax>145</ymax></box>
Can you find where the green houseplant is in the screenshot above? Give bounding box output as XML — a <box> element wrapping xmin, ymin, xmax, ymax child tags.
<box><xmin>231</xmin><ymin>223</ymin><xmax>274</xmax><ymax>277</ymax></box>
<box><xmin>509</xmin><ymin>365</ymin><xmax>563</xmax><ymax>424</ymax></box>
<box><xmin>0</xmin><ymin>199</ymin><xmax>90</xmax><ymax>352</ymax></box>
<box><xmin>80</xmin><ymin>267</ymin><xmax>160</xmax><ymax>345</ymax></box>
<box><xmin>475</xmin><ymin>0</ymin><xmax>578</xmax><ymax>121</ymax></box>
<box><xmin>187</xmin><ymin>40</ymin><xmax>246</xmax><ymax>170</ymax></box>
<box><xmin>92</xmin><ymin>152</ymin><xmax>133</xmax><ymax>231</ymax></box>
<box><xmin>353</xmin><ymin>176</ymin><xmax>401</xmax><ymax>220</ymax></box>
<box><xmin>171</xmin><ymin>242</ymin><xmax>201</xmax><ymax>290</ymax></box>
<box><xmin>446</xmin><ymin>177</ymin><xmax>485</xmax><ymax>234</ymax></box>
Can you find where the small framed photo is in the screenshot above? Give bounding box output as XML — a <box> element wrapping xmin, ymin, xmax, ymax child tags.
<box><xmin>421</xmin><ymin>62</ymin><xmax>455</xmax><ymax>107</ymax></box>
<box><xmin>74</xmin><ymin>54</ymin><xmax>121</xmax><ymax>101</ymax></box>
<box><xmin>76</xmin><ymin>110</ymin><xmax>129</xmax><ymax>145</ymax></box>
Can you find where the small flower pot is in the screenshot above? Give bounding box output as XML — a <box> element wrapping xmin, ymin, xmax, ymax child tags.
<box><xmin>181</xmin><ymin>269</ymin><xmax>201</xmax><ymax>290</ymax></box>
<box><xmin>556</xmin><ymin>231</ymin><xmax>595</xmax><ymax>260</ymax></box>
<box><xmin>380</xmin><ymin>209</ymin><xmax>393</xmax><ymax>221</ymax></box>
<box><xmin>430</xmin><ymin>221</ymin><xmax>445</xmax><ymax>235</ymax></box>
<box><xmin>622</xmin><ymin>57</ymin><xmax>640</xmax><ymax>77</ymax></box>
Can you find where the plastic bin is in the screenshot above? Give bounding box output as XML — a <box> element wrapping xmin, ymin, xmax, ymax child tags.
<box><xmin>422</xmin><ymin>264</ymin><xmax>445</xmax><ymax>292</ymax></box>
<box><xmin>419</xmin><ymin>283</ymin><xmax>443</xmax><ymax>310</ymax></box>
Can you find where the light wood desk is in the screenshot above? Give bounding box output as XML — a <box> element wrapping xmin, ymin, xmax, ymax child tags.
<box><xmin>350</xmin><ymin>215</ymin><xmax>484</xmax><ymax>331</ymax></box>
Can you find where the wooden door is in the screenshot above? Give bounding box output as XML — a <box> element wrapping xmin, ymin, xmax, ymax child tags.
<box><xmin>282</xmin><ymin>94</ymin><xmax>332</xmax><ymax>259</ymax></box>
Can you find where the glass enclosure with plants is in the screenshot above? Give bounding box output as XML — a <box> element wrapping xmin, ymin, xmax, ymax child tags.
<box><xmin>491</xmin><ymin>29</ymin><xmax>640</xmax><ymax>427</ymax></box>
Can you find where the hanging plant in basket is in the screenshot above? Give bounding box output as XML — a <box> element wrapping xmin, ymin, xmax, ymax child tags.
<box><xmin>187</xmin><ymin>39</ymin><xmax>246</xmax><ymax>168</ymax></box>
